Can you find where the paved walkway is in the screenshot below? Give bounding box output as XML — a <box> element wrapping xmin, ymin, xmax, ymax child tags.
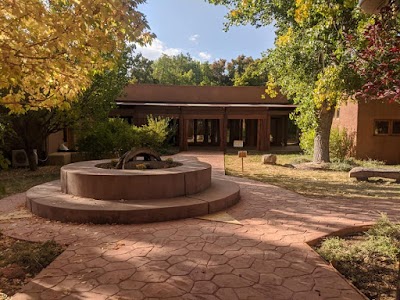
<box><xmin>0</xmin><ymin>151</ymin><xmax>399</xmax><ymax>300</ymax></box>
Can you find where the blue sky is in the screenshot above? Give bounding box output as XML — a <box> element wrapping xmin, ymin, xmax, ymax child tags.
<box><xmin>136</xmin><ymin>0</ymin><xmax>276</xmax><ymax>62</ymax></box>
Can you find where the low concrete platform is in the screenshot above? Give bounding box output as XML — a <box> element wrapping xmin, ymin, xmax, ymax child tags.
<box><xmin>26</xmin><ymin>179</ymin><xmax>240</xmax><ymax>224</ymax></box>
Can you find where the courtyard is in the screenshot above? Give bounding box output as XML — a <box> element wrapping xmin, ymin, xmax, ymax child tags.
<box><xmin>0</xmin><ymin>151</ymin><xmax>399</xmax><ymax>299</ymax></box>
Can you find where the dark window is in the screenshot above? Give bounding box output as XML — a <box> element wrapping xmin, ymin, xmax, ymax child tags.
<box><xmin>374</xmin><ymin>120</ymin><xmax>389</xmax><ymax>135</ymax></box>
<box><xmin>393</xmin><ymin>121</ymin><xmax>400</xmax><ymax>134</ymax></box>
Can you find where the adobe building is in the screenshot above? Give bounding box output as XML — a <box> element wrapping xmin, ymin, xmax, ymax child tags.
<box><xmin>111</xmin><ymin>84</ymin><xmax>297</xmax><ymax>152</ymax></box>
<box><xmin>332</xmin><ymin>100</ymin><xmax>400</xmax><ymax>164</ymax></box>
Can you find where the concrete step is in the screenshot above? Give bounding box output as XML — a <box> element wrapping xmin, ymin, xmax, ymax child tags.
<box><xmin>26</xmin><ymin>179</ymin><xmax>240</xmax><ymax>224</ymax></box>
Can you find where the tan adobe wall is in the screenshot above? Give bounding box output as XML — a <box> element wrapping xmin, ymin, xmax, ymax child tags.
<box><xmin>356</xmin><ymin>101</ymin><xmax>400</xmax><ymax>164</ymax></box>
<box><xmin>332</xmin><ymin>101</ymin><xmax>359</xmax><ymax>155</ymax></box>
<box><xmin>332</xmin><ymin>101</ymin><xmax>359</xmax><ymax>133</ymax></box>
<box><xmin>117</xmin><ymin>84</ymin><xmax>289</xmax><ymax>104</ymax></box>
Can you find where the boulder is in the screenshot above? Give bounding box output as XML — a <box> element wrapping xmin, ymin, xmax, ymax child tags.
<box><xmin>261</xmin><ymin>154</ymin><xmax>277</xmax><ymax>165</ymax></box>
<box><xmin>349</xmin><ymin>167</ymin><xmax>400</xmax><ymax>182</ymax></box>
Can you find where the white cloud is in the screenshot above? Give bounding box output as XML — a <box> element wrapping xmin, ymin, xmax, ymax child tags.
<box><xmin>135</xmin><ymin>38</ymin><xmax>182</xmax><ymax>60</ymax></box>
<box><xmin>189</xmin><ymin>34</ymin><xmax>200</xmax><ymax>44</ymax></box>
<box><xmin>198</xmin><ymin>51</ymin><xmax>212</xmax><ymax>61</ymax></box>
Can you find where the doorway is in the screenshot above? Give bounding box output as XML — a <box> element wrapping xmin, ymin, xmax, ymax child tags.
<box><xmin>187</xmin><ymin>119</ymin><xmax>220</xmax><ymax>146</ymax></box>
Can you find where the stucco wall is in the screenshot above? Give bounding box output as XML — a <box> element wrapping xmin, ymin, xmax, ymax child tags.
<box><xmin>117</xmin><ymin>84</ymin><xmax>289</xmax><ymax>104</ymax></box>
<box><xmin>332</xmin><ymin>101</ymin><xmax>359</xmax><ymax>156</ymax></box>
<box><xmin>356</xmin><ymin>101</ymin><xmax>400</xmax><ymax>164</ymax></box>
<box><xmin>332</xmin><ymin>101</ymin><xmax>359</xmax><ymax>133</ymax></box>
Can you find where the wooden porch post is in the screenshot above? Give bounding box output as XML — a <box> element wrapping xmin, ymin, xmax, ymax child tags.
<box><xmin>266</xmin><ymin>113</ymin><xmax>271</xmax><ymax>150</ymax></box>
<box><xmin>282</xmin><ymin>115</ymin><xmax>288</xmax><ymax>146</ymax></box>
<box><xmin>219</xmin><ymin>110</ymin><xmax>227</xmax><ymax>152</ymax></box>
<box><xmin>257</xmin><ymin>117</ymin><xmax>268</xmax><ymax>151</ymax></box>
<box><xmin>179</xmin><ymin>113</ymin><xmax>188</xmax><ymax>151</ymax></box>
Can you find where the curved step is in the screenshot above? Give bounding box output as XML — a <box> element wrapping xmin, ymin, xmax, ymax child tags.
<box><xmin>26</xmin><ymin>179</ymin><xmax>240</xmax><ymax>224</ymax></box>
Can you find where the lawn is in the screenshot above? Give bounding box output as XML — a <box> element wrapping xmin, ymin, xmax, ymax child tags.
<box><xmin>0</xmin><ymin>166</ymin><xmax>60</xmax><ymax>200</ymax></box>
<box><xmin>225</xmin><ymin>151</ymin><xmax>400</xmax><ymax>200</ymax></box>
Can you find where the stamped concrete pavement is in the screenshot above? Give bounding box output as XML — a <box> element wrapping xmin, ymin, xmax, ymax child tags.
<box><xmin>0</xmin><ymin>151</ymin><xmax>399</xmax><ymax>300</ymax></box>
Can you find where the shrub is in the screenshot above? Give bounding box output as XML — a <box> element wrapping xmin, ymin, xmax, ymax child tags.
<box><xmin>77</xmin><ymin>118</ymin><xmax>134</xmax><ymax>159</ymax></box>
<box><xmin>132</xmin><ymin>115</ymin><xmax>172</xmax><ymax>151</ymax></box>
<box><xmin>76</xmin><ymin>116</ymin><xmax>172</xmax><ymax>159</ymax></box>
<box><xmin>300</xmin><ymin>128</ymin><xmax>355</xmax><ymax>162</ymax></box>
<box><xmin>367</xmin><ymin>214</ymin><xmax>400</xmax><ymax>240</ymax></box>
<box><xmin>317</xmin><ymin>237</ymin><xmax>354</xmax><ymax>262</ymax></box>
<box><xmin>329</xmin><ymin>128</ymin><xmax>354</xmax><ymax>161</ymax></box>
<box><xmin>318</xmin><ymin>215</ymin><xmax>400</xmax><ymax>263</ymax></box>
<box><xmin>299</xmin><ymin>129</ymin><xmax>315</xmax><ymax>156</ymax></box>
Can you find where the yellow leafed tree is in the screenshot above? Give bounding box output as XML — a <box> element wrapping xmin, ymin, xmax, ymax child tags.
<box><xmin>0</xmin><ymin>0</ymin><xmax>153</xmax><ymax>113</ymax></box>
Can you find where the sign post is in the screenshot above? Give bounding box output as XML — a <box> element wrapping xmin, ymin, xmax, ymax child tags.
<box><xmin>238</xmin><ymin>151</ymin><xmax>247</xmax><ymax>172</ymax></box>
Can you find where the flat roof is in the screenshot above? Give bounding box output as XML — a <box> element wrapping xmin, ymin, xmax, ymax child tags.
<box><xmin>116</xmin><ymin>102</ymin><xmax>297</xmax><ymax>109</ymax></box>
<box><xmin>117</xmin><ymin>84</ymin><xmax>290</xmax><ymax>105</ymax></box>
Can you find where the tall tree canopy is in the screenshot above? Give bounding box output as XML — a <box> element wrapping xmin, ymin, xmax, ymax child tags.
<box><xmin>349</xmin><ymin>3</ymin><xmax>400</xmax><ymax>103</ymax></box>
<box><xmin>152</xmin><ymin>54</ymin><xmax>202</xmax><ymax>85</ymax></box>
<box><xmin>209</xmin><ymin>0</ymin><xmax>366</xmax><ymax>163</ymax></box>
<box><xmin>147</xmin><ymin>54</ymin><xmax>266</xmax><ymax>86</ymax></box>
<box><xmin>0</xmin><ymin>0</ymin><xmax>153</xmax><ymax>113</ymax></box>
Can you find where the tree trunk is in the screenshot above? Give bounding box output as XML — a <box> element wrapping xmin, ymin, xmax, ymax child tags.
<box><xmin>313</xmin><ymin>107</ymin><xmax>335</xmax><ymax>163</ymax></box>
<box><xmin>26</xmin><ymin>148</ymin><xmax>38</xmax><ymax>171</ymax></box>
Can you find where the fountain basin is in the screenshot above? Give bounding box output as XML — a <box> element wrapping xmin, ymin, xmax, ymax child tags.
<box><xmin>26</xmin><ymin>156</ymin><xmax>240</xmax><ymax>224</ymax></box>
<box><xmin>61</xmin><ymin>158</ymin><xmax>211</xmax><ymax>200</ymax></box>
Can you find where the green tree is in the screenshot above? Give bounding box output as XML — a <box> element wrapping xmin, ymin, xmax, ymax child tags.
<box><xmin>233</xmin><ymin>58</ymin><xmax>268</xmax><ymax>86</ymax></box>
<box><xmin>131</xmin><ymin>53</ymin><xmax>155</xmax><ymax>84</ymax></box>
<box><xmin>227</xmin><ymin>55</ymin><xmax>254</xmax><ymax>85</ymax></box>
<box><xmin>152</xmin><ymin>53</ymin><xmax>202</xmax><ymax>85</ymax></box>
<box><xmin>209</xmin><ymin>0</ymin><xmax>365</xmax><ymax>162</ymax></box>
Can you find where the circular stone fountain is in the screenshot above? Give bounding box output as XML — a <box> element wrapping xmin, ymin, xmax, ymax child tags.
<box><xmin>26</xmin><ymin>156</ymin><xmax>240</xmax><ymax>224</ymax></box>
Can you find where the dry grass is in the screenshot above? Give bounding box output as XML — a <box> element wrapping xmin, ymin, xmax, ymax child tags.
<box><xmin>225</xmin><ymin>152</ymin><xmax>400</xmax><ymax>200</ymax></box>
<box><xmin>0</xmin><ymin>166</ymin><xmax>60</xmax><ymax>200</ymax></box>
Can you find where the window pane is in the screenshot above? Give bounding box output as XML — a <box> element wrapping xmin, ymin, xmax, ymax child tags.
<box><xmin>393</xmin><ymin>121</ymin><xmax>400</xmax><ymax>134</ymax></box>
<box><xmin>374</xmin><ymin>121</ymin><xmax>389</xmax><ymax>135</ymax></box>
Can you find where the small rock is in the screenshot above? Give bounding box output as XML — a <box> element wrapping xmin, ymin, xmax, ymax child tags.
<box><xmin>261</xmin><ymin>154</ymin><xmax>277</xmax><ymax>165</ymax></box>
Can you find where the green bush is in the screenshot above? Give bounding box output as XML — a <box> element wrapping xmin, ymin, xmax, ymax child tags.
<box><xmin>132</xmin><ymin>116</ymin><xmax>171</xmax><ymax>151</ymax></box>
<box><xmin>299</xmin><ymin>129</ymin><xmax>315</xmax><ymax>156</ymax></box>
<box><xmin>77</xmin><ymin>116</ymin><xmax>172</xmax><ymax>159</ymax></box>
<box><xmin>318</xmin><ymin>215</ymin><xmax>400</xmax><ymax>263</ymax></box>
<box><xmin>367</xmin><ymin>214</ymin><xmax>400</xmax><ymax>240</ymax></box>
<box><xmin>77</xmin><ymin>118</ymin><xmax>134</xmax><ymax>159</ymax></box>
<box><xmin>329</xmin><ymin>127</ymin><xmax>354</xmax><ymax>161</ymax></box>
<box><xmin>300</xmin><ymin>127</ymin><xmax>355</xmax><ymax>161</ymax></box>
<box><xmin>317</xmin><ymin>237</ymin><xmax>354</xmax><ymax>262</ymax></box>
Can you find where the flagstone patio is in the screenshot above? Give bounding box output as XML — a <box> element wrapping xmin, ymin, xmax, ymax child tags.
<box><xmin>1</xmin><ymin>151</ymin><xmax>399</xmax><ymax>300</ymax></box>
